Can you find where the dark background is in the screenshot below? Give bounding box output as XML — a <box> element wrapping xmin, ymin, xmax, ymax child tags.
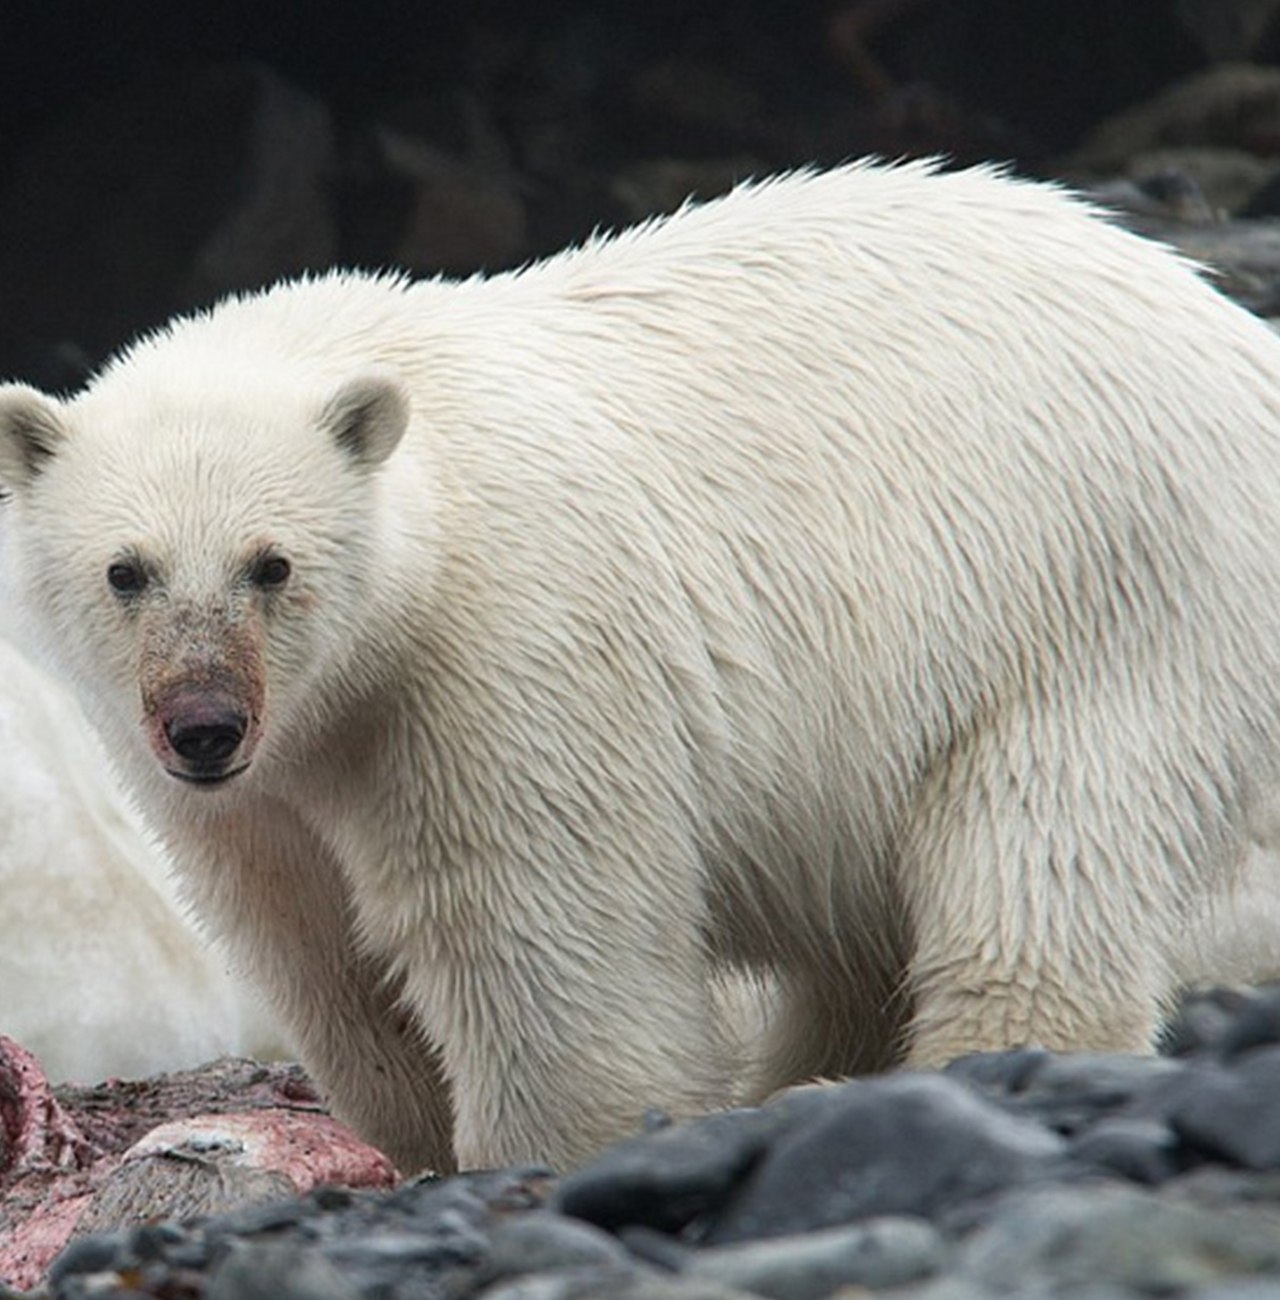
<box><xmin>0</xmin><ymin>0</ymin><xmax>1269</xmax><ymax>387</ymax></box>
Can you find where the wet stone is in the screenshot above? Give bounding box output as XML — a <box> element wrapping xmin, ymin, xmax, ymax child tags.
<box><xmin>478</xmin><ymin>1266</ymin><xmax>760</xmax><ymax>1300</ymax></box>
<box><xmin>208</xmin><ymin>1240</ymin><xmax>361</xmax><ymax>1300</ymax></box>
<box><xmin>1161</xmin><ymin>986</ymin><xmax>1272</xmax><ymax>1057</ymax></box>
<box><xmin>954</xmin><ymin>1182</ymin><xmax>1280</xmax><ymax>1294</ymax></box>
<box><xmin>125</xmin><ymin>1220</ymin><xmax>191</xmax><ymax>1261</ymax></box>
<box><xmin>553</xmin><ymin>1090</ymin><xmax>834</xmax><ymax>1234</ymax></box>
<box><xmin>46</xmin><ymin>1234</ymin><xmax>128</xmax><ymax>1288</ymax></box>
<box><xmin>993</xmin><ymin>1051</ymin><xmax>1189</xmax><ymax>1137</ymax></box>
<box><xmin>1168</xmin><ymin>1164</ymin><xmax>1280</xmax><ymax>1209</ymax></box>
<box><xmin>1170</xmin><ymin>1045</ymin><xmax>1280</xmax><ymax>1169</ymax></box>
<box><xmin>943</xmin><ymin>1048</ymin><xmax>1052</xmax><ymax>1095</ymax></box>
<box><xmin>704</xmin><ymin>1074</ymin><xmax>1064</xmax><ymax>1245</ymax></box>
<box><xmin>1191</xmin><ymin>1281</ymin><xmax>1280</xmax><ymax>1300</ymax></box>
<box><xmin>315</xmin><ymin>1167</ymin><xmax>547</xmax><ymax>1253</ymax></box>
<box><xmin>324</xmin><ymin>1228</ymin><xmax>488</xmax><ymax>1267</ymax></box>
<box><xmin>619</xmin><ymin>1225</ymin><xmax>695</xmax><ymax>1272</ymax></box>
<box><xmin>1065</xmin><ymin>1116</ymin><xmax>1181</xmax><ymax>1185</ymax></box>
<box><xmin>36</xmin><ymin>992</ymin><xmax>1280</xmax><ymax>1299</ymax></box>
<box><xmin>884</xmin><ymin>1280</ymin><xmax>1004</xmax><ymax>1300</ymax></box>
<box><xmin>1218</xmin><ymin>985</ymin><xmax>1280</xmax><ymax>1059</ymax></box>
<box><xmin>684</xmin><ymin>1215</ymin><xmax>946</xmax><ymax>1299</ymax></box>
<box><xmin>477</xmin><ymin>1212</ymin><xmax>635</xmax><ymax>1285</ymax></box>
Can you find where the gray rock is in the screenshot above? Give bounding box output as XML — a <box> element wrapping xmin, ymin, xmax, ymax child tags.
<box><xmin>686</xmin><ymin>1216</ymin><xmax>945</xmax><ymax>1299</ymax></box>
<box><xmin>1085</xmin><ymin>172</ymin><xmax>1219</xmax><ymax>227</ymax></box>
<box><xmin>957</xmin><ymin>1183</ymin><xmax>1280</xmax><ymax>1294</ymax></box>
<box><xmin>621</xmin><ymin>1225</ymin><xmax>697</xmax><ymax>1272</ymax></box>
<box><xmin>324</xmin><ymin>1230</ymin><xmax>487</xmax><ymax>1268</ymax></box>
<box><xmin>1149</xmin><ymin>217</ymin><xmax>1280</xmax><ymax>319</ymax></box>
<box><xmin>886</xmin><ymin>1281</ymin><xmax>1004</xmax><ymax>1300</ymax></box>
<box><xmin>553</xmin><ymin>1088</ymin><xmax>835</xmax><ymax>1234</ymax></box>
<box><xmin>706</xmin><ymin>1075</ymin><xmax>1065</xmax><ymax>1245</ymax></box>
<box><xmin>1066</xmin><ymin>1117</ymin><xmax>1180</xmax><ymax>1184</ymax></box>
<box><xmin>316</xmin><ymin>1166</ymin><xmax>547</xmax><ymax>1248</ymax></box>
<box><xmin>943</xmin><ymin>1049</ymin><xmax>1051</xmax><ymax>1094</ymax></box>
<box><xmin>479</xmin><ymin>1269</ymin><xmax>643</xmax><ymax>1300</ymax></box>
<box><xmin>970</xmin><ymin>1050</ymin><xmax>1203</xmax><ymax>1176</ymax></box>
<box><xmin>1122</xmin><ymin>147</ymin><xmax>1274</xmax><ymax>216</ymax></box>
<box><xmin>1161</xmin><ymin>1164</ymin><xmax>1280</xmax><ymax>1216</ymax></box>
<box><xmin>1062</xmin><ymin>64</ymin><xmax>1280</xmax><ymax>176</ymax></box>
<box><xmin>314</xmin><ymin>1183</ymin><xmax>496</xmax><ymax>1295</ymax></box>
<box><xmin>1190</xmin><ymin>1281</ymin><xmax>1280</xmax><ymax>1300</ymax></box>
<box><xmin>996</xmin><ymin>1051</ymin><xmax>1187</xmax><ymax>1127</ymax></box>
<box><xmin>1171</xmin><ymin>1045</ymin><xmax>1280</xmax><ymax>1168</ymax></box>
<box><xmin>1161</xmin><ymin>986</ymin><xmax>1266</xmax><ymax>1056</ymax></box>
<box><xmin>46</xmin><ymin>1235</ymin><xmax>128</xmax><ymax>1289</ymax></box>
<box><xmin>479</xmin><ymin>1266</ymin><xmax>758</xmax><ymax>1300</ymax></box>
<box><xmin>479</xmin><ymin>1213</ymin><xmax>635</xmax><ymax>1283</ymax></box>
<box><xmin>208</xmin><ymin>1240</ymin><xmax>360</xmax><ymax>1300</ymax></box>
<box><xmin>1218</xmin><ymin>985</ymin><xmax>1280</xmax><ymax>1057</ymax></box>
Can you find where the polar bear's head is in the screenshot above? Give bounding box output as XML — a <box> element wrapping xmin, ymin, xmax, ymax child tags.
<box><xmin>0</xmin><ymin>370</ymin><xmax>410</xmax><ymax>792</ymax></box>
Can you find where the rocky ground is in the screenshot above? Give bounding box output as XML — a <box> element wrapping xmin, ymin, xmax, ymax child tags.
<box><xmin>0</xmin><ymin>1044</ymin><xmax>395</xmax><ymax>1288</ymax></box>
<box><xmin>8</xmin><ymin>984</ymin><xmax>1279</xmax><ymax>1299</ymax></box>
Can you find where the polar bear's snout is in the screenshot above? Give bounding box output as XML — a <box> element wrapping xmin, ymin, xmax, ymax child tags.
<box><xmin>138</xmin><ymin>610</ymin><xmax>266</xmax><ymax>786</ymax></box>
<box><xmin>161</xmin><ymin>688</ymin><xmax>248</xmax><ymax>783</ymax></box>
<box><xmin>148</xmin><ymin>677</ymin><xmax>257</xmax><ymax>785</ymax></box>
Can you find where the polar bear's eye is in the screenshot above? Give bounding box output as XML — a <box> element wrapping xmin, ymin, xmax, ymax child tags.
<box><xmin>249</xmin><ymin>553</ymin><xmax>291</xmax><ymax>589</ymax></box>
<box><xmin>106</xmin><ymin>560</ymin><xmax>146</xmax><ymax>596</ymax></box>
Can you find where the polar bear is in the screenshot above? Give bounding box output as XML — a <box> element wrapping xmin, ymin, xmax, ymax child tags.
<box><xmin>1</xmin><ymin>159</ymin><xmax>1279</xmax><ymax>1174</ymax></box>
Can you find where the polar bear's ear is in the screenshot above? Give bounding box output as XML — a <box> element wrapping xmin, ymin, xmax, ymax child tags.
<box><xmin>319</xmin><ymin>372</ymin><xmax>410</xmax><ymax>470</ymax></box>
<box><xmin>0</xmin><ymin>384</ymin><xmax>68</xmax><ymax>493</ymax></box>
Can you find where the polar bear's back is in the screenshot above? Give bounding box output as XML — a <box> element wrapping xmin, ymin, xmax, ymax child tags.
<box><xmin>90</xmin><ymin>160</ymin><xmax>1280</xmax><ymax>909</ymax></box>
<box><xmin>373</xmin><ymin>163</ymin><xmax>1280</xmax><ymax>944</ymax></box>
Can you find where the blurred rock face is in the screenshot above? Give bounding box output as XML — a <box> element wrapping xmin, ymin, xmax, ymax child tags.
<box><xmin>3</xmin><ymin>2</ymin><xmax>1275</xmax><ymax>391</ymax></box>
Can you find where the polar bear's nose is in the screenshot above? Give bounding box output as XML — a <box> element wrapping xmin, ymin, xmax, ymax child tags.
<box><xmin>165</xmin><ymin>712</ymin><xmax>246</xmax><ymax>767</ymax></box>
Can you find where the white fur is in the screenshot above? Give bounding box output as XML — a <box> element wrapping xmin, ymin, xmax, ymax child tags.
<box><xmin>0</xmin><ymin>634</ymin><xmax>283</xmax><ymax>1080</ymax></box>
<box><xmin>1</xmin><ymin>159</ymin><xmax>1279</xmax><ymax>1171</ymax></box>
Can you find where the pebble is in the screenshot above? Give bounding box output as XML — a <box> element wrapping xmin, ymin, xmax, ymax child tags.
<box><xmin>32</xmin><ymin>984</ymin><xmax>1280</xmax><ymax>1300</ymax></box>
<box><xmin>478</xmin><ymin>1213</ymin><xmax>637</xmax><ymax>1283</ymax></box>
<box><xmin>948</xmin><ymin>1182</ymin><xmax>1280</xmax><ymax>1295</ymax></box>
<box><xmin>685</xmin><ymin>1217</ymin><xmax>945</xmax><ymax>1298</ymax></box>
<box><xmin>207</xmin><ymin>1242</ymin><xmax>361</xmax><ymax>1300</ymax></box>
<box><xmin>1217</xmin><ymin>996</ymin><xmax>1280</xmax><ymax>1059</ymax></box>
<box><xmin>1168</xmin><ymin>1045</ymin><xmax>1280</xmax><ymax>1169</ymax></box>
<box><xmin>1064</xmin><ymin>1116</ymin><xmax>1180</xmax><ymax>1184</ymax></box>
<box><xmin>553</xmin><ymin>1091</ymin><xmax>831</xmax><ymax>1234</ymax></box>
<box><xmin>701</xmin><ymin>1075</ymin><xmax>1064</xmax><ymax>1244</ymax></box>
<box><xmin>479</xmin><ymin>1268</ymin><xmax>760</xmax><ymax>1300</ymax></box>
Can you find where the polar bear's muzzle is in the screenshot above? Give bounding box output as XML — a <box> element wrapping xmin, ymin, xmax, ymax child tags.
<box><xmin>149</xmin><ymin>681</ymin><xmax>258</xmax><ymax>786</ymax></box>
<box><xmin>139</xmin><ymin>611</ymin><xmax>266</xmax><ymax>787</ymax></box>
<box><xmin>162</xmin><ymin>688</ymin><xmax>250</xmax><ymax>784</ymax></box>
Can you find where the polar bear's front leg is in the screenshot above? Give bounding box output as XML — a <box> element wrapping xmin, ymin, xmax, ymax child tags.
<box><xmin>398</xmin><ymin>856</ymin><xmax>737</xmax><ymax>1171</ymax></box>
<box><xmin>168</xmin><ymin>806</ymin><xmax>456</xmax><ymax>1175</ymax></box>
